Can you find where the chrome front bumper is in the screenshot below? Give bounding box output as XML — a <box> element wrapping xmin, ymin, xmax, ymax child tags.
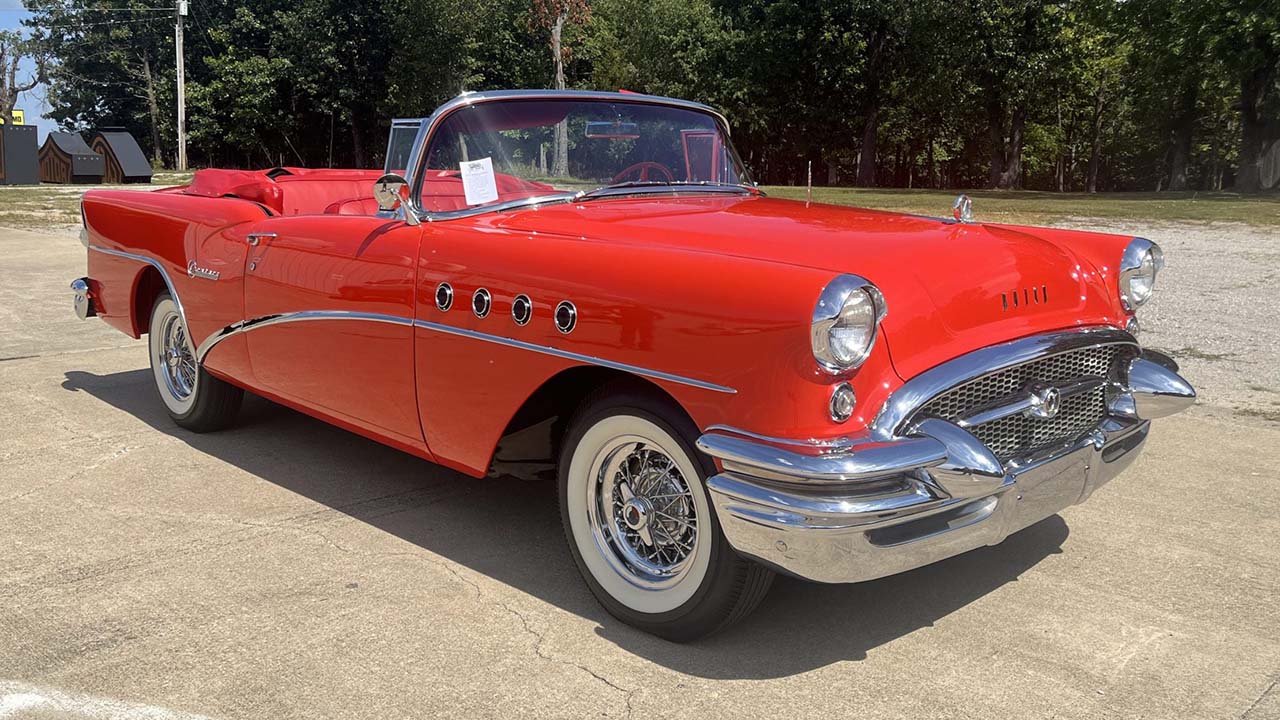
<box><xmin>697</xmin><ymin>333</ymin><xmax>1194</xmax><ymax>584</ymax></box>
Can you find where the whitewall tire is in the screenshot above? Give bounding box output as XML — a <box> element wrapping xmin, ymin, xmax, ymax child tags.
<box><xmin>147</xmin><ymin>292</ymin><xmax>243</xmax><ymax>432</ymax></box>
<box><xmin>559</xmin><ymin>384</ymin><xmax>773</xmax><ymax>641</ymax></box>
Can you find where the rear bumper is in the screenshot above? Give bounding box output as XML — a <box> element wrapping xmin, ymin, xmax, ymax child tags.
<box><xmin>71</xmin><ymin>277</ymin><xmax>96</xmax><ymax>319</ymax></box>
<box><xmin>697</xmin><ymin>335</ymin><xmax>1194</xmax><ymax>584</ymax></box>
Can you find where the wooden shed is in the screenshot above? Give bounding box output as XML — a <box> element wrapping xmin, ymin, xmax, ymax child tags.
<box><xmin>0</xmin><ymin>124</ymin><xmax>39</xmax><ymax>185</ymax></box>
<box><xmin>89</xmin><ymin>128</ymin><xmax>153</xmax><ymax>184</ymax></box>
<box><xmin>39</xmin><ymin>132</ymin><xmax>105</xmax><ymax>184</ymax></box>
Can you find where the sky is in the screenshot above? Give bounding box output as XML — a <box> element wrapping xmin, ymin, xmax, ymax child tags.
<box><xmin>2</xmin><ymin>0</ymin><xmax>59</xmax><ymax>142</ymax></box>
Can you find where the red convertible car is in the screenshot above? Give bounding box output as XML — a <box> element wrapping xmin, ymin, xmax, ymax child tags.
<box><xmin>73</xmin><ymin>90</ymin><xmax>1194</xmax><ymax>640</ymax></box>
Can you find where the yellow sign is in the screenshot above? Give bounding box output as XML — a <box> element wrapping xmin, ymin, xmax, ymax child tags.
<box><xmin>0</xmin><ymin>109</ymin><xmax>26</xmax><ymax>125</ymax></box>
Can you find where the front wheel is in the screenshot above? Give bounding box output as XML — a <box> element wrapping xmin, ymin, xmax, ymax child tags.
<box><xmin>559</xmin><ymin>386</ymin><xmax>773</xmax><ymax>641</ymax></box>
<box><xmin>148</xmin><ymin>292</ymin><xmax>243</xmax><ymax>432</ymax></box>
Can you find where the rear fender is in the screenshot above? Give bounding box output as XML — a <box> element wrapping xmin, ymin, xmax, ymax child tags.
<box><xmin>82</xmin><ymin>189</ymin><xmax>270</xmax><ymax>374</ymax></box>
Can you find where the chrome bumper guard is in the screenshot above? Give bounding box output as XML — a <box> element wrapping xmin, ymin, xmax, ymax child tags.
<box><xmin>697</xmin><ymin>331</ymin><xmax>1194</xmax><ymax>584</ymax></box>
<box><xmin>71</xmin><ymin>277</ymin><xmax>96</xmax><ymax>320</ymax></box>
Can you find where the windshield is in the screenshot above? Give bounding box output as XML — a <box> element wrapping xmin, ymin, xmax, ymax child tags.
<box><xmin>414</xmin><ymin>99</ymin><xmax>751</xmax><ymax>214</ymax></box>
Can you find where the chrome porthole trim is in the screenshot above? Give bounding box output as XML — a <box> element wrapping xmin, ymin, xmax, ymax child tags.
<box><xmin>555</xmin><ymin>300</ymin><xmax>577</xmax><ymax>334</ymax></box>
<box><xmin>472</xmin><ymin>288</ymin><xmax>491</xmax><ymax>318</ymax></box>
<box><xmin>435</xmin><ymin>282</ymin><xmax>454</xmax><ymax>312</ymax></box>
<box><xmin>512</xmin><ymin>294</ymin><xmax>533</xmax><ymax>326</ymax></box>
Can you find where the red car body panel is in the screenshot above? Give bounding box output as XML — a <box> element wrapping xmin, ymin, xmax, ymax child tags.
<box><xmin>491</xmin><ymin>196</ymin><xmax>1130</xmax><ymax>380</ymax></box>
<box><xmin>81</xmin><ymin>168</ymin><xmax>1137</xmax><ymax>480</ymax></box>
<box><xmin>237</xmin><ymin>214</ymin><xmax>424</xmax><ymax>445</ymax></box>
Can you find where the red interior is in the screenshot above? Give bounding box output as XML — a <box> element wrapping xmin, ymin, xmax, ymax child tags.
<box><xmin>418</xmin><ymin>170</ymin><xmax>556</xmax><ymax>212</ymax></box>
<box><xmin>183</xmin><ymin>167</ymin><xmax>556</xmax><ymax>216</ymax></box>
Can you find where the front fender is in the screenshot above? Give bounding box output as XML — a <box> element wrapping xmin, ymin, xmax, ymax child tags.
<box><xmin>412</xmin><ymin>219</ymin><xmax>898</xmax><ymax>475</ymax></box>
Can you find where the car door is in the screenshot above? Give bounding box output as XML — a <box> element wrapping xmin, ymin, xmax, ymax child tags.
<box><xmin>241</xmin><ymin>214</ymin><xmax>425</xmax><ymax>446</ymax></box>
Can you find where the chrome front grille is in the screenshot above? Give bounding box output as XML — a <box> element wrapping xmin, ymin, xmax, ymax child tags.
<box><xmin>915</xmin><ymin>345</ymin><xmax>1123</xmax><ymax>462</ymax></box>
<box><xmin>970</xmin><ymin>385</ymin><xmax>1106</xmax><ymax>460</ymax></box>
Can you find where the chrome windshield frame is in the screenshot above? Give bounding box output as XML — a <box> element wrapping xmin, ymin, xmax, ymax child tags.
<box><xmin>403</xmin><ymin>90</ymin><xmax>747</xmax><ymax>223</ymax></box>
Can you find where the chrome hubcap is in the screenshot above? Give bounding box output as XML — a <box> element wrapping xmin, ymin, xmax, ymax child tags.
<box><xmin>588</xmin><ymin>438</ymin><xmax>699</xmax><ymax>589</ymax></box>
<box><xmin>158</xmin><ymin>312</ymin><xmax>197</xmax><ymax>401</ymax></box>
<box><xmin>621</xmin><ymin>496</ymin><xmax>651</xmax><ymax>532</ymax></box>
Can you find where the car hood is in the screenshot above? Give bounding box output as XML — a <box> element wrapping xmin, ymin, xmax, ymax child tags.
<box><xmin>493</xmin><ymin>194</ymin><xmax>1126</xmax><ymax>379</ymax></box>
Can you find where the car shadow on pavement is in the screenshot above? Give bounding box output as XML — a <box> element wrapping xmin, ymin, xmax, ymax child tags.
<box><xmin>63</xmin><ymin>369</ymin><xmax>1069</xmax><ymax>680</ymax></box>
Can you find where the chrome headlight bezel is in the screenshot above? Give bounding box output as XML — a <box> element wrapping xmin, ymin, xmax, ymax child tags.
<box><xmin>1119</xmin><ymin>237</ymin><xmax>1164</xmax><ymax>311</ymax></box>
<box><xmin>811</xmin><ymin>274</ymin><xmax>888</xmax><ymax>374</ymax></box>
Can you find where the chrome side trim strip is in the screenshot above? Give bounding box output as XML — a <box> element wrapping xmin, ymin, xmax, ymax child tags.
<box><xmin>192</xmin><ymin>310</ymin><xmax>733</xmax><ymax>394</ymax></box>
<box><xmin>89</xmin><ymin>245</ymin><xmax>187</xmax><ymax>329</ymax></box>
<box><xmin>412</xmin><ymin>320</ymin><xmax>736</xmax><ymax>394</ymax></box>
<box><xmin>196</xmin><ymin>310</ymin><xmax>413</xmax><ymax>363</ymax></box>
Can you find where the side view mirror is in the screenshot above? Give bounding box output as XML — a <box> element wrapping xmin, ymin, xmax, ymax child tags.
<box><xmin>373</xmin><ymin>173</ymin><xmax>420</xmax><ymax>225</ymax></box>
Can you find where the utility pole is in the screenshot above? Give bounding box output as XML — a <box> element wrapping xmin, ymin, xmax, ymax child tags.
<box><xmin>175</xmin><ymin>0</ymin><xmax>188</xmax><ymax>171</ymax></box>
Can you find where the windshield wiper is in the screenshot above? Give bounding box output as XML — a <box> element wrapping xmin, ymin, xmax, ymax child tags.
<box><xmin>574</xmin><ymin>180</ymin><xmax>757</xmax><ymax>202</ymax></box>
<box><xmin>573</xmin><ymin>181</ymin><xmax>670</xmax><ymax>201</ymax></box>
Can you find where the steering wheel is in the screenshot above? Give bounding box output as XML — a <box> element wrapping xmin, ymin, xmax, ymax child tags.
<box><xmin>611</xmin><ymin>162</ymin><xmax>675</xmax><ymax>184</ymax></box>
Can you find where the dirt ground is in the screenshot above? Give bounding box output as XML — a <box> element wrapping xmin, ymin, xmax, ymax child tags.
<box><xmin>1</xmin><ymin>216</ymin><xmax>1277</xmax><ymax>719</ymax></box>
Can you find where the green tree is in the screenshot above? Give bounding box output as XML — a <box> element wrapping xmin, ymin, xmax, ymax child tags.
<box><xmin>1205</xmin><ymin>0</ymin><xmax>1280</xmax><ymax>191</ymax></box>
<box><xmin>1</xmin><ymin>29</ymin><xmax>46</xmax><ymax>119</ymax></box>
<box><xmin>24</xmin><ymin>0</ymin><xmax>173</xmax><ymax>165</ymax></box>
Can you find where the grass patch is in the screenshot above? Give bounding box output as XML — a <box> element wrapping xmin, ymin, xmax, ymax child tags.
<box><xmin>0</xmin><ymin>172</ymin><xmax>193</xmax><ymax>231</ymax></box>
<box><xmin>762</xmin><ymin>186</ymin><xmax>1280</xmax><ymax>227</ymax></box>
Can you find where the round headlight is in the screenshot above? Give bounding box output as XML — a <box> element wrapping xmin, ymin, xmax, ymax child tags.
<box><xmin>811</xmin><ymin>275</ymin><xmax>887</xmax><ymax>373</ymax></box>
<box><xmin>1119</xmin><ymin>238</ymin><xmax>1164</xmax><ymax>311</ymax></box>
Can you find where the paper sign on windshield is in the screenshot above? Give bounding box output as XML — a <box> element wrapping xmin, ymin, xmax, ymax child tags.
<box><xmin>460</xmin><ymin>157</ymin><xmax>499</xmax><ymax>206</ymax></box>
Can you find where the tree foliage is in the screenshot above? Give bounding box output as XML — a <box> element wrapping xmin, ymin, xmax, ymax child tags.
<box><xmin>22</xmin><ymin>0</ymin><xmax>1280</xmax><ymax>190</ymax></box>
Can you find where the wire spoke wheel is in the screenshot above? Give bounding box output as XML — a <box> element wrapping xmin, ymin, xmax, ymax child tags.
<box><xmin>588</xmin><ymin>438</ymin><xmax>701</xmax><ymax>584</ymax></box>
<box><xmin>157</xmin><ymin>310</ymin><xmax>197</xmax><ymax>401</ymax></box>
<box><xmin>147</xmin><ymin>292</ymin><xmax>243</xmax><ymax>432</ymax></box>
<box><xmin>587</xmin><ymin>434</ymin><xmax>701</xmax><ymax>591</ymax></box>
<box><xmin>561</xmin><ymin>390</ymin><xmax>776</xmax><ymax>638</ymax></box>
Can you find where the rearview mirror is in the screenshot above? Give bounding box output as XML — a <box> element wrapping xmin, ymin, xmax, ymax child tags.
<box><xmin>374</xmin><ymin>173</ymin><xmax>409</xmax><ymax>211</ymax></box>
<box><xmin>585</xmin><ymin>121</ymin><xmax>640</xmax><ymax>140</ymax></box>
<box><xmin>373</xmin><ymin>173</ymin><xmax>421</xmax><ymax>226</ymax></box>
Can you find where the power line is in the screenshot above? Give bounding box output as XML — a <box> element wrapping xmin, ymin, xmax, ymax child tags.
<box><xmin>32</xmin><ymin>17</ymin><xmax>170</xmax><ymax>29</ymax></box>
<box><xmin>0</xmin><ymin>5</ymin><xmax>172</xmax><ymax>10</ymax></box>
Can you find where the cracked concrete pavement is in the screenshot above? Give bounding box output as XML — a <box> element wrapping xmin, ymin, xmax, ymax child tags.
<box><xmin>2</xmin><ymin>224</ymin><xmax>1278</xmax><ymax>719</ymax></box>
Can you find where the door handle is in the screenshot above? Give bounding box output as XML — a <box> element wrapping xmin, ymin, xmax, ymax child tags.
<box><xmin>246</xmin><ymin>232</ymin><xmax>277</xmax><ymax>246</ymax></box>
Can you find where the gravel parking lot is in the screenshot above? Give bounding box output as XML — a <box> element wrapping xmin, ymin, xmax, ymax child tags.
<box><xmin>2</xmin><ymin>218</ymin><xmax>1278</xmax><ymax>719</ymax></box>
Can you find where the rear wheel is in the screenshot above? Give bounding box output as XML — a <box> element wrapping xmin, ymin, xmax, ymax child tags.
<box><xmin>559</xmin><ymin>385</ymin><xmax>773</xmax><ymax>641</ymax></box>
<box><xmin>148</xmin><ymin>292</ymin><xmax>243</xmax><ymax>432</ymax></box>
